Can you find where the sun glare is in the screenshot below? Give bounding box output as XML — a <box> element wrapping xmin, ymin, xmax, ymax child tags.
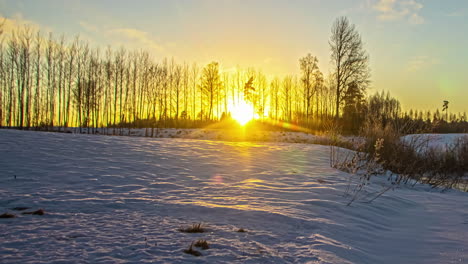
<box><xmin>230</xmin><ymin>100</ymin><xmax>255</xmax><ymax>125</ymax></box>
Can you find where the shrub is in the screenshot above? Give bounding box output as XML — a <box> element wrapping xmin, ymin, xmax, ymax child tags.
<box><xmin>331</xmin><ymin>118</ymin><xmax>468</xmax><ymax>204</ymax></box>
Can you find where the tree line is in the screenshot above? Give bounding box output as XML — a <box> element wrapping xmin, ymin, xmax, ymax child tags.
<box><xmin>0</xmin><ymin>17</ymin><xmax>466</xmax><ymax>134</ymax></box>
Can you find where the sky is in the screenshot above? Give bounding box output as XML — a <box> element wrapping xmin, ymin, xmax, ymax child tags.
<box><xmin>0</xmin><ymin>0</ymin><xmax>467</xmax><ymax>113</ymax></box>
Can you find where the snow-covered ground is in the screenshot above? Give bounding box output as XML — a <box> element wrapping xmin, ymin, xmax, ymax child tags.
<box><xmin>30</xmin><ymin>126</ymin><xmax>356</xmax><ymax>145</ymax></box>
<box><xmin>403</xmin><ymin>133</ymin><xmax>468</xmax><ymax>152</ymax></box>
<box><xmin>0</xmin><ymin>130</ymin><xmax>467</xmax><ymax>263</ymax></box>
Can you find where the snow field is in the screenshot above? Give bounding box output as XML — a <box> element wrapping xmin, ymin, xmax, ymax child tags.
<box><xmin>0</xmin><ymin>130</ymin><xmax>467</xmax><ymax>263</ymax></box>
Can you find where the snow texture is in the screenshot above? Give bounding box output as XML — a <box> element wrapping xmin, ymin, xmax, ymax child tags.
<box><xmin>0</xmin><ymin>130</ymin><xmax>467</xmax><ymax>263</ymax></box>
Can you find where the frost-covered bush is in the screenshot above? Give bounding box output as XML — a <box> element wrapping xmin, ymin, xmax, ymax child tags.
<box><xmin>331</xmin><ymin>119</ymin><xmax>468</xmax><ymax>204</ymax></box>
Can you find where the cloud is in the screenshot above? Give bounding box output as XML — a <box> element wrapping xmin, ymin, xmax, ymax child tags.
<box><xmin>107</xmin><ymin>28</ymin><xmax>165</xmax><ymax>53</ymax></box>
<box><xmin>373</xmin><ymin>0</ymin><xmax>425</xmax><ymax>24</ymax></box>
<box><xmin>406</xmin><ymin>55</ymin><xmax>439</xmax><ymax>72</ymax></box>
<box><xmin>78</xmin><ymin>21</ymin><xmax>168</xmax><ymax>55</ymax></box>
<box><xmin>0</xmin><ymin>12</ymin><xmax>46</xmax><ymax>36</ymax></box>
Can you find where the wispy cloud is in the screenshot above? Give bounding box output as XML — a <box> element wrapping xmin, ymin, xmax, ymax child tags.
<box><xmin>0</xmin><ymin>12</ymin><xmax>47</xmax><ymax>35</ymax></box>
<box><xmin>107</xmin><ymin>28</ymin><xmax>165</xmax><ymax>53</ymax></box>
<box><xmin>78</xmin><ymin>21</ymin><xmax>167</xmax><ymax>55</ymax></box>
<box><xmin>406</xmin><ymin>55</ymin><xmax>439</xmax><ymax>72</ymax></box>
<box><xmin>373</xmin><ymin>0</ymin><xmax>425</xmax><ymax>24</ymax></box>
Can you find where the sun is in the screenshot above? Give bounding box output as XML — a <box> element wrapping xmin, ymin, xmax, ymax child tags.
<box><xmin>229</xmin><ymin>100</ymin><xmax>255</xmax><ymax>126</ymax></box>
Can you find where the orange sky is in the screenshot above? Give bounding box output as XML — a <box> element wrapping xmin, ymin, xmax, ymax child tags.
<box><xmin>1</xmin><ymin>0</ymin><xmax>467</xmax><ymax>113</ymax></box>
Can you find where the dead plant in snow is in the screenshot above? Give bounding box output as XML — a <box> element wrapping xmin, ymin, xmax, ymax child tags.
<box><xmin>331</xmin><ymin>119</ymin><xmax>468</xmax><ymax>205</ymax></box>
<box><xmin>179</xmin><ymin>223</ymin><xmax>205</xmax><ymax>233</ymax></box>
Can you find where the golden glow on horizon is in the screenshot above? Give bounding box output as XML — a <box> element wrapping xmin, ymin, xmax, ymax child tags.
<box><xmin>229</xmin><ymin>100</ymin><xmax>256</xmax><ymax>126</ymax></box>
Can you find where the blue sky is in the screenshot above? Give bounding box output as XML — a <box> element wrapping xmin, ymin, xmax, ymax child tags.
<box><xmin>1</xmin><ymin>0</ymin><xmax>467</xmax><ymax>112</ymax></box>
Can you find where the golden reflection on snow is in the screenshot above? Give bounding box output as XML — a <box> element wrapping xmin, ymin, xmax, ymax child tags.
<box><xmin>181</xmin><ymin>200</ymin><xmax>279</xmax><ymax>214</ymax></box>
<box><xmin>234</xmin><ymin>178</ymin><xmax>267</xmax><ymax>189</ymax></box>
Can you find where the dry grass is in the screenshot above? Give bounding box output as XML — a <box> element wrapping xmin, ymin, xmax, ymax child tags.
<box><xmin>22</xmin><ymin>209</ymin><xmax>45</xmax><ymax>215</ymax></box>
<box><xmin>331</xmin><ymin>119</ymin><xmax>468</xmax><ymax>204</ymax></box>
<box><xmin>183</xmin><ymin>242</ymin><xmax>202</xmax><ymax>256</ymax></box>
<box><xmin>179</xmin><ymin>223</ymin><xmax>205</xmax><ymax>233</ymax></box>
<box><xmin>194</xmin><ymin>239</ymin><xmax>210</xmax><ymax>250</ymax></box>
<box><xmin>0</xmin><ymin>212</ymin><xmax>16</xmax><ymax>218</ymax></box>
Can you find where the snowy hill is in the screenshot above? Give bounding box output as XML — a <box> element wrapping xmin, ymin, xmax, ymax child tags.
<box><xmin>0</xmin><ymin>130</ymin><xmax>467</xmax><ymax>263</ymax></box>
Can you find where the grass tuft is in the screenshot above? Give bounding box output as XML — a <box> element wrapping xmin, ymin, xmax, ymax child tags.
<box><xmin>194</xmin><ymin>239</ymin><xmax>210</xmax><ymax>250</ymax></box>
<box><xmin>183</xmin><ymin>242</ymin><xmax>202</xmax><ymax>256</ymax></box>
<box><xmin>0</xmin><ymin>212</ymin><xmax>16</xmax><ymax>218</ymax></box>
<box><xmin>22</xmin><ymin>209</ymin><xmax>45</xmax><ymax>215</ymax></box>
<box><xmin>179</xmin><ymin>223</ymin><xmax>205</xmax><ymax>233</ymax></box>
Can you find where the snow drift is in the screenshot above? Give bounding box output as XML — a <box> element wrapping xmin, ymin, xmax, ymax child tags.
<box><xmin>0</xmin><ymin>130</ymin><xmax>466</xmax><ymax>263</ymax></box>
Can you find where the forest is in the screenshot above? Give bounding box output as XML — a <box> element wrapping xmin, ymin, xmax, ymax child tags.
<box><xmin>0</xmin><ymin>17</ymin><xmax>467</xmax><ymax>135</ymax></box>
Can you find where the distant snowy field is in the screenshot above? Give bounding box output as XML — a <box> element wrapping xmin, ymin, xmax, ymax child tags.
<box><xmin>27</xmin><ymin>126</ymin><xmax>361</xmax><ymax>145</ymax></box>
<box><xmin>403</xmin><ymin>133</ymin><xmax>468</xmax><ymax>152</ymax></box>
<box><xmin>0</xmin><ymin>130</ymin><xmax>467</xmax><ymax>263</ymax></box>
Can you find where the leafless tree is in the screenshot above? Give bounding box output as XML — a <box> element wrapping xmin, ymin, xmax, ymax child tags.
<box><xmin>330</xmin><ymin>16</ymin><xmax>370</xmax><ymax>118</ymax></box>
<box><xmin>200</xmin><ymin>62</ymin><xmax>221</xmax><ymax>121</ymax></box>
<box><xmin>299</xmin><ymin>53</ymin><xmax>320</xmax><ymax>121</ymax></box>
<box><xmin>0</xmin><ymin>22</ymin><xmax>465</xmax><ymax>134</ymax></box>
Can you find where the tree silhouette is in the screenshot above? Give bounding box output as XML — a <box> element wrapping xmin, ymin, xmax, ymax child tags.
<box><xmin>441</xmin><ymin>100</ymin><xmax>449</xmax><ymax>122</ymax></box>
<box><xmin>0</xmin><ymin>21</ymin><xmax>466</xmax><ymax>134</ymax></box>
<box><xmin>200</xmin><ymin>62</ymin><xmax>221</xmax><ymax>121</ymax></box>
<box><xmin>330</xmin><ymin>16</ymin><xmax>370</xmax><ymax>119</ymax></box>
